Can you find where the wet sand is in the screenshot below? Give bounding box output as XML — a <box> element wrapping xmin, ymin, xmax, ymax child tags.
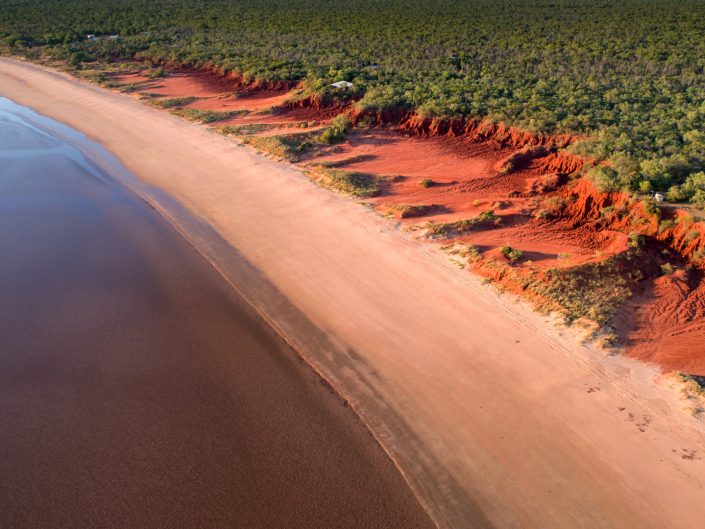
<box><xmin>2</xmin><ymin>58</ymin><xmax>705</xmax><ymax>529</ymax></box>
<box><xmin>0</xmin><ymin>99</ymin><xmax>434</xmax><ymax>528</ymax></box>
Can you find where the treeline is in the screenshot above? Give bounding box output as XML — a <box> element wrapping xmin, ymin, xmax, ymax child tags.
<box><xmin>2</xmin><ymin>0</ymin><xmax>704</xmax><ymax>202</ymax></box>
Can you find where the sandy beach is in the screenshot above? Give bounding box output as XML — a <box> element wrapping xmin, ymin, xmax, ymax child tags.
<box><xmin>2</xmin><ymin>57</ymin><xmax>705</xmax><ymax>528</ymax></box>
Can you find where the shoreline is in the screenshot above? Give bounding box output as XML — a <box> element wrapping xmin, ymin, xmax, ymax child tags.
<box><xmin>3</xmin><ymin>57</ymin><xmax>705</xmax><ymax>528</ymax></box>
<box><xmin>3</xmin><ymin>92</ymin><xmax>438</xmax><ymax>523</ymax></box>
<box><xmin>0</xmin><ymin>97</ymin><xmax>435</xmax><ymax>528</ymax></box>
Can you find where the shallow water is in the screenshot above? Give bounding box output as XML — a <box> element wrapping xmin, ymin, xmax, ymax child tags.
<box><xmin>0</xmin><ymin>98</ymin><xmax>432</xmax><ymax>529</ymax></box>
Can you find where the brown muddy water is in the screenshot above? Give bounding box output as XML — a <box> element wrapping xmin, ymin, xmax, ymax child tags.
<box><xmin>0</xmin><ymin>98</ymin><xmax>434</xmax><ymax>529</ymax></box>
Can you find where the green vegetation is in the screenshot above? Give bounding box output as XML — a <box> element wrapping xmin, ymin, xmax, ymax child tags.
<box><xmin>307</xmin><ymin>154</ymin><xmax>374</xmax><ymax>168</ymax></box>
<box><xmin>666</xmin><ymin>172</ymin><xmax>705</xmax><ymax>206</ymax></box>
<box><xmin>627</xmin><ymin>231</ymin><xmax>645</xmax><ymax>248</ymax></box>
<box><xmin>441</xmin><ymin>243</ymin><xmax>481</xmax><ymax>263</ymax></box>
<box><xmin>219</xmin><ymin>123</ymin><xmax>273</xmax><ymax>136</ymax></box>
<box><xmin>146</xmin><ymin>96</ymin><xmax>197</xmax><ymax>109</ymax></box>
<box><xmin>243</xmin><ymin>134</ymin><xmax>314</xmax><ymax>161</ymax></box>
<box><xmin>384</xmin><ymin>204</ymin><xmax>435</xmax><ymax>219</ymax></box>
<box><xmin>2</xmin><ymin>0</ymin><xmax>705</xmax><ymax>201</ymax></box>
<box><xmin>170</xmin><ymin>108</ymin><xmax>246</xmax><ymax>123</ymax></box>
<box><xmin>677</xmin><ymin>373</ymin><xmax>705</xmax><ymax>396</ymax></box>
<box><xmin>536</xmin><ymin>250</ymin><xmax>652</xmax><ymax>324</ymax></box>
<box><xmin>426</xmin><ymin>210</ymin><xmax>499</xmax><ymax>236</ymax></box>
<box><xmin>419</xmin><ymin>179</ymin><xmax>435</xmax><ymax>188</ymax></box>
<box><xmin>308</xmin><ymin>166</ymin><xmax>383</xmax><ymax>197</ymax></box>
<box><xmin>145</xmin><ymin>66</ymin><xmax>165</xmax><ymax>78</ymax></box>
<box><xmin>500</xmin><ymin>245</ymin><xmax>523</xmax><ymax>264</ymax></box>
<box><xmin>660</xmin><ymin>263</ymin><xmax>675</xmax><ymax>275</ymax></box>
<box><xmin>319</xmin><ymin>114</ymin><xmax>351</xmax><ymax>144</ymax></box>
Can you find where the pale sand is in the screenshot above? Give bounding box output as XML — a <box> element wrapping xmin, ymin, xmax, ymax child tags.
<box><xmin>2</xmin><ymin>57</ymin><xmax>704</xmax><ymax>529</ymax></box>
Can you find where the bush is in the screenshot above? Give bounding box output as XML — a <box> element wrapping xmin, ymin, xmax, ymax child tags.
<box><xmin>170</xmin><ymin>108</ymin><xmax>245</xmax><ymax>123</ymax></box>
<box><xmin>638</xmin><ymin>180</ymin><xmax>653</xmax><ymax>194</ymax></box>
<box><xmin>319</xmin><ymin>114</ymin><xmax>351</xmax><ymax>144</ymax></box>
<box><xmin>244</xmin><ymin>134</ymin><xmax>314</xmax><ymax>161</ymax></box>
<box><xmin>500</xmin><ymin>245</ymin><xmax>523</xmax><ymax>264</ymax></box>
<box><xmin>640</xmin><ymin>197</ymin><xmax>660</xmax><ymax>218</ymax></box>
<box><xmin>147</xmin><ymin>96</ymin><xmax>197</xmax><ymax>108</ymax></box>
<box><xmin>658</xmin><ymin>219</ymin><xmax>676</xmax><ymax>233</ymax></box>
<box><xmin>682</xmin><ymin>172</ymin><xmax>705</xmax><ymax>206</ymax></box>
<box><xmin>660</xmin><ymin>263</ymin><xmax>675</xmax><ymax>275</ymax></box>
<box><xmin>466</xmin><ymin>245</ymin><xmax>481</xmax><ymax>258</ymax></box>
<box><xmin>665</xmin><ymin>172</ymin><xmax>705</xmax><ymax>204</ymax></box>
<box><xmin>537</xmin><ymin>252</ymin><xmax>646</xmax><ymax>325</ymax></box>
<box><xmin>419</xmin><ymin>178</ymin><xmax>435</xmax><ymax>188</ymax></box>
<box><xmin>385</xmin><ymin>204</ymin><xmax>435</xmax><ymax>219</ymax></box>
<box><xmin>628</xmin><ymin>231</ymin><xmax>645</xmax><ymax>248</ymax></box>
<box><xmin>667</xmin><ymin>185</ymin><xmax>688</xmax><ymax>202</ymax></box>
<box><xmin>677</xmin><ymin>373</ymin><xmax>705</xmax><ymax>396</ymax></box>
<box><xmin>308</xmin><ymin>167</ymin><xmax>382</xmax><ymax>197</ymax></box>
<box><xmin>146</xmin><ymin>66</ymin><xmax>165</xmax><ymax>78</ymax></box>
<box><xmin>355</xmin><ymin>85</ymin><xmax>402</xmax><ymax>112</ymax></box>
<box><xmin>586</xmin><ymin>166</ymin><xmax>619</xmax><ymax>193</ymax></box>
<box><xmin>640</xmin><ymin>155</ymin><xmax>691</xmax><ymax>188</ymax></box>
<box><xmin>426</xmin><ymin>210</ymin><xmax>499</xmax><ymax>236</ymax></box>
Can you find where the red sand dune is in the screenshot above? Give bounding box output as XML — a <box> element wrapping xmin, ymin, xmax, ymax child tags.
<box><xmin>349</xmin><ymin>107</ymin><xmax>576</xmax><ymax>149</ymax></box>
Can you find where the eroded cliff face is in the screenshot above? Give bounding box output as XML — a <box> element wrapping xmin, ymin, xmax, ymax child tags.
<box><xmin>157</xmin><ymin>62</ymin><xmax>296</xmax><ymax>92</ymax></box>
<box><xmin>563</xmin><ymin>179</ymin><xmax>705</xmax><ymax>263</ymax></box>
<box><xmin>463</xmin><ymin>177</ymin><xmax>705</xmax><ymax>374</ymax></box>
<box><xmin>350</xmin><ymin>108</ymin><xmax>575</xmax><ymax>146</ymax></box>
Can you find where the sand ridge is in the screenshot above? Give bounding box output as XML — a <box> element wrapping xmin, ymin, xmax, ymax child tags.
<box><xmin>2</xmin><ymin>57</ymin><xmax>705</xmax><ymax>529</ymax></box>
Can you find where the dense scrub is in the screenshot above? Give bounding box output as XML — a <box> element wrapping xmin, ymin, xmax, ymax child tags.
<box><xmin>2</xmin><ymin>0</ymin><xmax>705</xmax><ymax>199</ymax></box>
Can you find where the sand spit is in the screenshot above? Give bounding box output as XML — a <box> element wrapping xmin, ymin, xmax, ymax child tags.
<box><xmin>2</xmin><ymin>58</ymin><xmax>705</xmax><ymax>529</ymax></box>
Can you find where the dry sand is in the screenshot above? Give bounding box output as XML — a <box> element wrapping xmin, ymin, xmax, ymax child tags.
<box><xmin>2</xmin><ymin>57</ymin><xmax>705</xmax><ymax>529</ymax></box>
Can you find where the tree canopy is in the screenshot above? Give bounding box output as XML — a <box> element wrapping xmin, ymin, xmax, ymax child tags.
<box><xmin>2</xmin><ymin>0</ymin><xmax>704</xmax><ymax>198</ymax></box>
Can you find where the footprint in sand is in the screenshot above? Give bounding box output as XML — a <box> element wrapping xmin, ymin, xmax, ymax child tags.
<box><xmin>680</xmin><ymin>449</ymin><xmax>700</xmax><ymax>461</ymax></box>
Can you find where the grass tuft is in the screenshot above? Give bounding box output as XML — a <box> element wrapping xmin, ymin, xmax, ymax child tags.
<box><xmin>170</xmin><ymin>108</ymin><xmax>247</xmax><ymax>123</ymax></box>
<box><xmin>319</xmin><ymin>114</ymin><xmax>351</xmax><ymax>144</ymax></box>
<box><xmin>219</xmin><ymin>123</ymin><xmax>275</xmax><ymax>136</ymax></box>
<box><xmin>425</xmin><ymin>210</ymin><xmax>500</xmax><ymax>236</ymax></box>
<box><xmin>307</xmin><ymin>166</ymin><xmax>383</xmax><ymax>197</ymax></box>
<box><xmin>500</xmin><ymin>245</ymin><xmax>524</xmax><ymax>264</ymax></box>
<box><xmin>307</xmin><ymin>154</ymin><xmax>374</xmax><ymax>168</ymax></box>
<box><xmin>243</xmin><ymin>134</ymin><xmax>314</xmax><ymax>161</ymax></box>
<box><xmin>384</xmin><ymin>204</ymin><xmax>436</xmax><ymax>219</ymax></box>
<box><xmin>146</xmin><ymin>97</ymin><xmax>198</xmax><ymax>109</ymax></box>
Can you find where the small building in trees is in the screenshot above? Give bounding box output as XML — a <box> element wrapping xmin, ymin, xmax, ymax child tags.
<box><xmin>330</xmin><ymin>81</ymin><xmax>354</xmax><ymax>90</ymax></box>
